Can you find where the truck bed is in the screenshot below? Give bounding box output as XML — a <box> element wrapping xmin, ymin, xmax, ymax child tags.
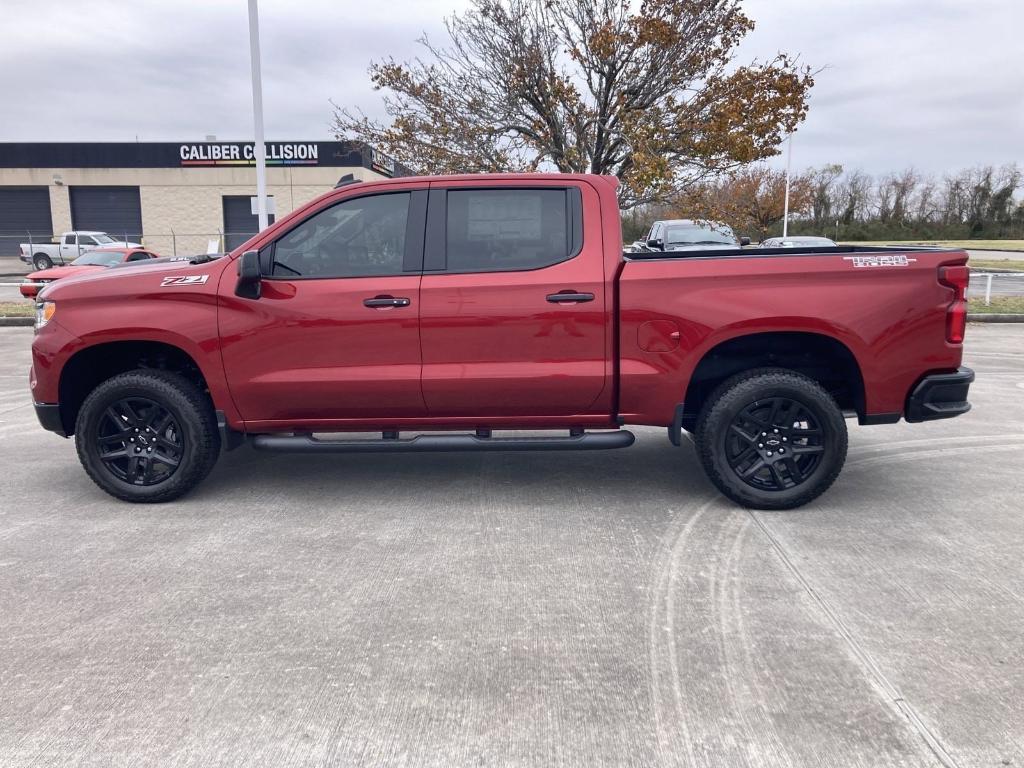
<box><xmin>625</xmin><ymin>244</ymin><xmax>944</xmax><ymax>260</ymax></box>
<box><xmin>615</xmin><ymin>244</ymin><xmax>968</xmax><ymax>426</ymax></box>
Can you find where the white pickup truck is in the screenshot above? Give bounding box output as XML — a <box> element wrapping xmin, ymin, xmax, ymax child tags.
<box><xmin>19</xmin><ymin>231</ymin><xmax>142</xmax><ymax>270</ymax></box>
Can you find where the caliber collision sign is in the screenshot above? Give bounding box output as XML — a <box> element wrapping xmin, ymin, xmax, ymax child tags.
<box><xmin>179</xmin><ymin>143</ymin><xmax>319</xmax><ymax>167</ymax></box>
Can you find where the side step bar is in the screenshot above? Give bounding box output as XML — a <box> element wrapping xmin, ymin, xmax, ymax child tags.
<box><xmin>251</xmin><ymin>430</ymin><xmax>635</xmax><ymax>454</ymax></box>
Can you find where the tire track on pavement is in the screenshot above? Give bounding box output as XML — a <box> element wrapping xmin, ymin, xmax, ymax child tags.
<box><xmin>748</xmin><ymin>509</ymin><xmax>961</xmax><ymax>768</ymax></box>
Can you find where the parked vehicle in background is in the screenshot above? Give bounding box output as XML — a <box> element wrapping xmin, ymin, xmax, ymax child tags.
<box><xmin>30</xmin><ymin>173</ymin><xmax>972</xmax><ymax>510</ymax></box>
<box><xmin>19</xmin><ymin>231</ymin><xmax>143</xmax><ymax>270</ymax></box>
<box><xmin>645</xmin><ymin>219</ymin><xmax>750</xmax><ymax>252</ymax></box>
<box><xmin>20</xmin><ymin>248</ymin><xmax>160</xmax><ymax>298</ymax></box>
<box><xmin>760</xmin><ymin>236</ymin><xmax>837</xmax><ymax>248</ymax></box>
<box><xmin>625</xmin><ymin>240</ymin><xmax>649</xmax><ymax>253</ymax></box>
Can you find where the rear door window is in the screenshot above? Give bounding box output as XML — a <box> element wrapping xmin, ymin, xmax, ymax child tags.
<box><xmin>443</xmin><ymin>188</ymin><xmax>581</xmax><ymax>273</ymax></box>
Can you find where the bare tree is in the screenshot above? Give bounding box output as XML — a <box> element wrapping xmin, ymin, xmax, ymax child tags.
<box><xmin>807</xmin><ymin>164</ymin><xmax>843</xmax><ymax>228</ymax></box>
<box><xmin>835</xmin><ymin>170</ymin><xmax>872</xmax><ymax>224</ymax></box>
<box><xmin>333</xmin><ymin>0</ymin><xmax>814</xmax><ymax>207</ymax></box>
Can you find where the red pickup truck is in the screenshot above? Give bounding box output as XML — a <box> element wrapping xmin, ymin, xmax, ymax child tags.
<box><xmin>29</xmin><ymin>173</ymin><xmax>973</xmax><ymax>509</ymax></box>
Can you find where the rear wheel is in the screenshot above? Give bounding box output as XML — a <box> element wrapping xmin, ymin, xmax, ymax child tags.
<box><xmin>33</xmin><ymin>253</ymin><xmax>53</xmax><ymax>270</ymax></box>
<box><xmin>75</xmin><ymin>370</ymin><xmax>220</xmax><ymax>502</ymax></box>
<box><xmin>694</xmin><ymin>368</ymin><xmax>847</xmax><ymax>510</ymax></box>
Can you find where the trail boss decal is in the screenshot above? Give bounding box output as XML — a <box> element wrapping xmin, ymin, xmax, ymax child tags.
<box><xmin>843</xmin><ymin>254</ymin><xmax>917</xmax><ymax>268</ymax></box>
<box><xmin>160</xmin><ymin>275</ymin><xmax>209</xmax><ymax>287</ymax></box>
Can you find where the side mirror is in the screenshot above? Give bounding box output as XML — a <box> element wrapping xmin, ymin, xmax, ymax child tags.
<box><xmin>739</xmin><ymin>236</ymin><xmax>751</xmax><ymax>247</ymax></box>
<box><xmin>646</xmin><ymin>237</ymin><xmax>664</xmax><ymax>250</ymax></box>
<box><xmin>236</xmin><ymin>249</ymin><xmax>261</xmax><ymax>299</ymax></box>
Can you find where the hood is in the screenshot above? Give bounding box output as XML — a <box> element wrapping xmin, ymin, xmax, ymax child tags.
<box><xmin>38</xmin><ymin>254</ymin><xmax>227</xmax><ymax>301</ymax></box>
<box><xmin>28</xmin><ymin>264</ymin><xmax>104</xmax><ymax>281</ymax></box>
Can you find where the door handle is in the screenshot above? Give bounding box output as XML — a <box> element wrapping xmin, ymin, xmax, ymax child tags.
<box><xmin>363</xmin><ymin>296</ymin><xmax>411</xmax><ymax>308</ymax></box>
<box><xmin>546</xmin><ymin>291</ymin><xmax>594</xmax><ymax>303</ymax></box>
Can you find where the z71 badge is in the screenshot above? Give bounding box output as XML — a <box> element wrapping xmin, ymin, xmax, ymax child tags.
<box><xmin>160</xmin><ymin>275</ymin><xmax>209</xmax><ymax>287</ymax></box>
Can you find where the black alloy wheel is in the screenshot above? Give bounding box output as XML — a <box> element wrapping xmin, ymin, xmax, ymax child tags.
<box><xmin>694</xmin><ymin>368</ymin><xmax>848</xmax><ymax>510</ymax></box>
<box><xmin>75</xmin><ymin>370</ymin><xmax>221</xmax><ymax>503</ymax></box>
<box><xmin>724</xmin><ymin>396</ymin><xmax>825</xmax><ymax>492</ymax></box>
<box><xmin>96</xmin><ymin>396</ymin><xmax>184</xmax><ymax>486</ymax></box>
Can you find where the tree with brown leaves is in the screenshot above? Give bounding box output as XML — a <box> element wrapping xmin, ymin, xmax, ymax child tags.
<box><xmin>674</xmin><ymin>165</ymin><xmax>813</xmax><ymax>239</ymax></box>
<box><xmin>333</xmin><ymin>0</ymin><xmax>814</xmax><ymax>207</ymax></box>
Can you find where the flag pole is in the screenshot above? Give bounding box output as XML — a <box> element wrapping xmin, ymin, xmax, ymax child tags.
<box><xmin>247</xmin><ymin>0</ymin><xmax>269</xmax><ymax>232</ymax></box>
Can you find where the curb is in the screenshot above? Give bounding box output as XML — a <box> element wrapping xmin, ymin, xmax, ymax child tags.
<box><xmin>0</xmin><ymin>317</ymin><xmax>33</xmax><ymax>327</ymax></box>
<box><xmin>967</xmin><ymin>314</ymin><xmax>1024</xmax><ymax>323</ymax></box>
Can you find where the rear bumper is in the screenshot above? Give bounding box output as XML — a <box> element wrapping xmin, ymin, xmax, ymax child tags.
<box><xmin>34</xmin><ymin>402</ymin><xmax>67</xmax><ymax>437</ymax></box>
<box><xmin>905</xmin><ymin>367</ymin><xmax>974</xmax><ymax>423</ymax></box>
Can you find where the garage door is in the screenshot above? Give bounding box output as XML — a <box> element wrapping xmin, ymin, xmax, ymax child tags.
<box><xmin>0</xmin><ymin>186</ymin><xmax>53</xmax><ymax>257</ymax></box>
<box><xmin>70</xmin><ymin>186</ymin><xmax>143</xmax><ymax>243</ymax></box>
<box><xmin>223</xmin><ymin>196</ymin><xmax>274</xmax><ymax>251</ymax></box>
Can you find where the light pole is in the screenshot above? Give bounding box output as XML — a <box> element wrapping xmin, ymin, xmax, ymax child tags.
<box><xmin>247</xmin><ymin>0</ymin><xmax>269</xmax><ymax>232</ymax></box>
<box><xmin>782</xmin><ymin>132</ymin><xmax>793</xmax><ymax>238</ymax></box>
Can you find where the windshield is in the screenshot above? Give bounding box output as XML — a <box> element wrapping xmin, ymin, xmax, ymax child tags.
<box><xmin>664</xmin><ymin>224</ymin><xmax>736</xmax><ymax>246</ymax></box>
<box><xmin>92</xmin><ymin>234</ymin><xmax>118</xmax><ymax>244</ymax></box>
<box><xmin>71</xmin><ymin>250</ymin><xmax>125</xmax><ymax>267</ymax></box>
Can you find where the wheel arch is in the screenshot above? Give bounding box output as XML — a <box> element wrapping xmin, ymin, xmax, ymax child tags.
<box><xmin>681</xmin><ymin>330</ymin><xmax>866</xmax><ymax>431</ymax></box>
<box><xmin>58</xmin><ymin>340</ymin><xmax>212</xmax><ymax>436</ymax></box>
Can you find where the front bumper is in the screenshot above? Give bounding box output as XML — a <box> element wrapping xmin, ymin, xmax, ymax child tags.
<box><xmin>905</xmin><ymin>367</ymin><xmax>974</xmax><ymax>423</ymax></box>
<box><xmin>34</xmin><ymin>402</ymin><xmax>67</xmax><ymax>436</ymax></box>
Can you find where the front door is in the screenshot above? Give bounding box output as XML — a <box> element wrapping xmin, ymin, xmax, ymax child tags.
<box><xmin>419</xmin><ymin>183</ymin><xmax>610</xmax><ymax>418</ymax></box>
<box><xmin>219</xmin><ymin>189</ymin><xmax>427</xmax><ymax>426</ymax></box>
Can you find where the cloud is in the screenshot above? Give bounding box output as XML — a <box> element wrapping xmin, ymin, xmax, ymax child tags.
<box><xmin>1</xmin><ymin>0</ymin><xmax>1020</xmax><ymax>174</ymax></box>
<box><xmin>738</xmin><ymin>0</ymin><xmax>1024</xmax><ymax>172</ymax></box>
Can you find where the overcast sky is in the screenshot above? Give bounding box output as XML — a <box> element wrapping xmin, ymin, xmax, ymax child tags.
<box><xmin>3</xmin><ymin>0</ymin><xmax>1021</xmax><ymax>175</ymax></box>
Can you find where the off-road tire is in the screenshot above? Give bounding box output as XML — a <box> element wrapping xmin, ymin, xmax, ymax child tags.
<box><xmin>75</xmin><ymin>370</ymin><xmax>221</xmax><ymax>502</ymax></box>
<box><xmin>694</xmin><ymin>368</ymin><xmax>848</xmax><ymax>510</ymax></box>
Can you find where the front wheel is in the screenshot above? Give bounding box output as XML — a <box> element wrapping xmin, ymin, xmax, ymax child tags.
<box><xmin>694</xmin><ymin>368</ymin><xmax>848</xmax><ymax>510</ymax></box>
<box><xmin>33</xmin><ymin>253</ymin><xmax>53</xmax><ymax>270</ymax></box>
<box><xmin>75</xmin><ymin>370</ymin><xmax>221</xmax><ymax>502</ymax></box>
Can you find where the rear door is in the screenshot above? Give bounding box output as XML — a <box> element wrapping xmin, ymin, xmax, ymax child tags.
<box><xmin>418</xmin><ymin>180</ymin><xmax>611</xmax><ymax>417</ymax></box>
<box><xmin>219</xmin><ymin>188</ymin><xmax>428</xmax><ymax>425</ymax></box>
<box><xmin>59</xmin><ymin>233</ymin><xmax>79</xmax><ymax>263</ymax></box>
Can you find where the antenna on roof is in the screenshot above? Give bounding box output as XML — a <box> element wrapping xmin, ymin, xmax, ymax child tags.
<box><xmin>334</xmin><ymin>173</ymin><xmax>362</xmax><ymax>189</ymax></box>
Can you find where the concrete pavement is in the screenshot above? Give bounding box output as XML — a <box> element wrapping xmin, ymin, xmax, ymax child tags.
<box><xmin>0</xmin><ymin>325</ymin><xmax>1022</xmax><ymax>766</ymax></box>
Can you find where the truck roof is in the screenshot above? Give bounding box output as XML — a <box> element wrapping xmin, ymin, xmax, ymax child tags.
<box><xmin>352</xmin><ymin>172</ymin><xmax>620</xmax><ymax>188</ymax></box>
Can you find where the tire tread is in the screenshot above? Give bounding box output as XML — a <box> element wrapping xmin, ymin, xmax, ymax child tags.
<box><xmin>694</xmin><ymin>367</ymin><xmax>848</xmax><ymax>510</ymax></box>
<box><xmin>75</xmin><ymin>370</ymin><xmax>220</xmax><ymax>503</ymax></box>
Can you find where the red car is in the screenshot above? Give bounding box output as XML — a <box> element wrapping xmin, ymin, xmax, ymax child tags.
<box><xmin>29</xmin><ymin>173</ymin><xmax>972</xmax><ymax>509</ymax></box>
<box><xmin>20</xmin><ymin>247</ymin><xmax>161</xmax><ymax>298</ymax></box>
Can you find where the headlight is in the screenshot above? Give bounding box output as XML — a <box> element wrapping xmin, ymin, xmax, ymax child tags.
<box><xmin>35</xmin><ymin>301</ymin><xmax>56</xmax><ymax>331</ymax></box>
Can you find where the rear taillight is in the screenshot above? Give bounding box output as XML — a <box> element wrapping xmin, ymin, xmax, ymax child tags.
<box><xmin>939</xmin><ymin>265</ymin><xmax>969</xmax><ymax>344</ymax></box>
